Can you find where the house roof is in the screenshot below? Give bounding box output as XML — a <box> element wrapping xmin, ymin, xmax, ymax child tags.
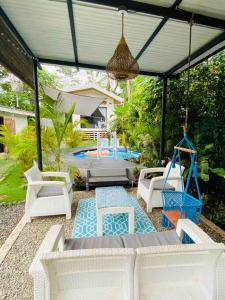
<box><xmin>65</xmin><ymin>84</ymin><xmax>124</xmax><ymax>103</ymax></box>
<box><xmin>0</xmin><ymin>105</ymin><xmax>35</xmax><ymax>117</ymax></box>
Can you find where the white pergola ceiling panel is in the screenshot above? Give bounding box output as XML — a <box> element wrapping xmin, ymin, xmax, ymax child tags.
<box><xmin>1</xmin><ymin>0</ymin><xmax>74</xmax><ymax>61</ymax></box>
<box><xmin>0</xmin><ymin>0</ymin><xmax>224</xmax><ymax>76</ymax></box>
<box><xmin>180</xmin><ymin>0</ymin><xmax>225</xmax><ymax>21</ymax></box>
<box><xmin>175</xmin><ymin>39</ymin><xmax>225</xmax><ymax>74</ymax></box>
<box><xmin>74</xmin><ymin>3</ymin><xmax>163</xmax><ymax>66</ymax></box>
<box><xmin>138</xmin><ymin>20</ymin><xmax>223</xmax><ymax>73</ymax></box>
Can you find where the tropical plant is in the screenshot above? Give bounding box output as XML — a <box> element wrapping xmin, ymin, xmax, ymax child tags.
<box><xmin>13</xmin><ymin>125</ymin><xmax>37</xmax><ymax>170</ymax></box>
<box><xmin>111</xmin><ymin>76</ymin><xmax>161</xmax><ymax>165</ymax></box>
<box><xmin>41</xmin><ymin>126</ymin><xmax>57</xmax><ymax>153</ymax></box>
<box><xmin>0</xmin><ymin>125</ymin><xmax>18</xmax><ymax>154</ymax></box>
<box><xmin>0</xmin><ymin>65</ymin><xmax>60</xmax><ymax>111</ymax></box>
<box><xmin>0</xmin><ymin>125</ymin><xmax>36</xmax><ymax>170</ymax></box>
<box><xmin>112</xmin><ymin>50</ymin><xmax>225</xmax><ymax>228</ymax></box>
<box><xmin>64</xmin><ymin>122</ymin><xmax>83</xmax><ymax>148</ymax></box>
<box><xmin>63</xmin><ymin>119</ymin><xmax>89</xmax><ymax>148</ymax></box>
<box><xmin>73</xmin><ymin>168</ymin><xmax>85</xmax><ymax>190</ymax></box>
<box><xmin>41</xmin><ymin>93</ymin><xmax>75</xmax><ymax>170</ymax></box>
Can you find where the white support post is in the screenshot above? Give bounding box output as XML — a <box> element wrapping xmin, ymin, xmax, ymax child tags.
<box><xmin>97</xmin><ymin>132</ymin><xmax>100</xmax><ymax>160</ymax></box>
<box><xmin>114</xmin><ymin>131</ymin><xmax>118</xmax><ymax>160</ymax></box>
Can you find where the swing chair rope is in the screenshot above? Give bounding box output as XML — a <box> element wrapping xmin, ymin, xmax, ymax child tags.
<box><xmin>161</xmin><ymin>14</ymin><xmax>202</xmax><ymax>226</ymax></box>
<box><xmin>185</xmin><ymin>14</ymin><xmax>194</xmax><ymax>132</ymax></box>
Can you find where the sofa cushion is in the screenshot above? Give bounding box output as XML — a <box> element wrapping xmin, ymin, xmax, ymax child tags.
<box><xmin>122</xmin><ymin>231</ymin><xmax>181</xmax><ymax>248</ymax></box>
<box><xmin>141</xmin><ymin>179</ymin><xmax>174</xmax><ymax>190</ymax></box>
<box><xmin>64</xmin><ymin>235</ymin><xmax>124</xmax><ymax>250</ymax></box>
<box><xmin>89</xmin><ymin>168</ymin><xmax>128</xmax><ymax>177</ymax></box>
<box><xmin>37</xmin><ymin>183</ymin><xmax>72</xmax><ymax>197</ymax></box>
<box><xmin>89</xmin><ymin>176</ymin><xmax>129</xmax><ymax>183</ymax></box>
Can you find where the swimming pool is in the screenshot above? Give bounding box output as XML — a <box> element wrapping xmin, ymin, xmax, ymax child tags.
<box><xmin>73</xmin><ymin>147</ymin><xmax>140</xmax><ymax>160</ymax></box>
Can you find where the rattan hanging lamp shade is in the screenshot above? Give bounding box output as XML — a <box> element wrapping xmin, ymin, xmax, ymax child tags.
<box><xmin>106</xmin><ymin>12</ymin><xmax>139</xmax><ymax>81</ymax></box>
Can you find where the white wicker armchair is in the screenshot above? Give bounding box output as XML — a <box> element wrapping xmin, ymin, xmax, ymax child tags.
<box><xmin>24</xmin><ymin>164</ymin><xmax>73</xmax><ymax>223</ymax></box>
<box><xmin>137</xmin><ymin>162</ymin><xmax>185</xmax><ymax>212</ymax></box>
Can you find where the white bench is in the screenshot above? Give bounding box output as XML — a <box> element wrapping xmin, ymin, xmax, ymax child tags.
<box><xmin>86</xmin><ymin>168</ymin><xmax>130</xmax><ymax>190</ymax></box>
<box><xmin>29</xmin><ymin>219</ymin><xmax>225</xmax><ymax>300</ymax></box>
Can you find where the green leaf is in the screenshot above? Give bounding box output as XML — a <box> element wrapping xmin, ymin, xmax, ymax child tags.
<box><xmin>210</xmin><ymin>168</ymin><xmax>225</xmax><ymax>178</ymax></box>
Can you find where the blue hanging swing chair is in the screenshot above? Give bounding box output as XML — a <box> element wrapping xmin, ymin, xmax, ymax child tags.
<box><xmin>161</xmin><ymin>132</ymin><xmax>202</xmax><ymax>228</ymax></box>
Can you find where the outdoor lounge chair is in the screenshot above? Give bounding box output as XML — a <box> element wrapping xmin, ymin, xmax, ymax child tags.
<box><xmin>137</xmin><ymin>162</ymin><xmax>185</xmax><ymax>212</ymax></box>
<box><xmin>24</xmin><ymin>164</ymin><xmax>73</xmax><ymax>223</ymax></box>
<box><xmin>29</xmin><ymin>219</ymin><xmax>225</xmax><ymax>300</ymax></box>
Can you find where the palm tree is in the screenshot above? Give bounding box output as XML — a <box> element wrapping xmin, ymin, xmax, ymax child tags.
<box><xmin>41</xmin><ymin>93</ymin><xmax>75</xmax><ymax>170</ymax></box>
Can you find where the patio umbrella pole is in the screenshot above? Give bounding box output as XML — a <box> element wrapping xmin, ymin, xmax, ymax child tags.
<box><xmin>33</xmin><ymin>58</ymin><xmax>43</xmax><ymax>170</ymax></box>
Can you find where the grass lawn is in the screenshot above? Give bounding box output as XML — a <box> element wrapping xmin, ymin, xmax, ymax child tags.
<box><xmin>0</xmin><ymin>159</ymin><xmax>26</xmax><ymax>204</ymax></box>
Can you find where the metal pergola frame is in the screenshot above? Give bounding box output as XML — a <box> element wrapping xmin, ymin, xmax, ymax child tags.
<box><xmin>0</xmin><ymin>1</ymin><xmax>225</xmax><ymax>170</ymax></box>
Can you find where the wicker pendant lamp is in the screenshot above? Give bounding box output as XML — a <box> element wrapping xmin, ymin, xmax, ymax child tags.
<box><xmin>106</xmin><ymin>10</ymin><xmax>139</xmax><ymax>81</ymax></box>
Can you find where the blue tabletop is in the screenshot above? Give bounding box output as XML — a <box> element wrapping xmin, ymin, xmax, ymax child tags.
<box><xmin>96</xmin><ymin>186</ymin><xmax>132</xmax><ymax>209</ymax></box>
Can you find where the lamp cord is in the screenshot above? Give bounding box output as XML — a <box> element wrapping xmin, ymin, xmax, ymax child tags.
<box><xmin>122</xmin><ymin>13</ymin><xmax>124</xmax><ymax>37</ymax></box>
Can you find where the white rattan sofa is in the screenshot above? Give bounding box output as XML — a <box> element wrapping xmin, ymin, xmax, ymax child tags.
<box><xmin>29</xmin><ymin>219</ymin><xmax>225</xmax><ymax>300</ymax></box>
<box><xmin>137</xmin><ymin>162</ymin><xmax>185</xmax><ymax>212</ymax></box>
<box><xmin>24</xmin><ymin>164</ymin><xmax>73</xmax><ymax>223</ymax></box>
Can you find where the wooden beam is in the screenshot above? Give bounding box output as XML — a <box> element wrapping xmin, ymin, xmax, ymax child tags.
<box><xmin>174</xmin><ymin>146</ymin><xmax>197</xmax><ymax>154</ymax></box>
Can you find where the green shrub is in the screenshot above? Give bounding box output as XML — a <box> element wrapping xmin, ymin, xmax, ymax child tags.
<box><xmin>64</xmin><ymin>123</ymin><xmax>84</xmax><ymax>148</ymax></box>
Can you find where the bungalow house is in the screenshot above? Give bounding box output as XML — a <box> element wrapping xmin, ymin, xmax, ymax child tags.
<box><xmin>66</xmin><ymin>84</ymin><xmax>124</xmax><ymax>139</ymax></box>
<box><xmin>0</xmin><ymin>105</ymin><xmax>35</xmax><ymax>152</ymax></box>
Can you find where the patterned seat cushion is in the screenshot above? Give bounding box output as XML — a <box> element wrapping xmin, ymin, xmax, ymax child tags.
<box><xmin>37</xmin><ymin>183</ymin><xmax>72</xmax><ymax>197</ymax></box>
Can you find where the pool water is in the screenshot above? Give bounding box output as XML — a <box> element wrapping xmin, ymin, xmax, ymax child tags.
<box><xmin>73</xmin><ymin>148</ymin><xmax>140</xmax><ymax>160</ymax></box>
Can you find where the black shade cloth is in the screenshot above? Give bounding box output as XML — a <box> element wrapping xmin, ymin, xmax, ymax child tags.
<box><xmin>0</xmin><ymin>15</ymin><xmax>34</xmax><ymax>87</ymax></box>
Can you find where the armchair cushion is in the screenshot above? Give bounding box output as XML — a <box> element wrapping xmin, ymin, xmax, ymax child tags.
<box><xmin>64</xmin><ymin>235</ymin><xmax>124</xmax><ymax>250</ymax></box>
<box><xmin>141</xmin><ymin>178</ymin><xmax>174</xmax><ymax>190</ymax></box>
<box><xmin>122</xmin><ymin>231</ymin><xmax>181</xmax><ymax>248</ymax></box>
<box><xmin>37</xmin><ymin>183</ymin><xmax>72</xmax><ymax>198</ymax></box>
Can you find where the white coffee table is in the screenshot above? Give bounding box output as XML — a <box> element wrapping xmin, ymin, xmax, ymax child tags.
<box><xmin>96</xmin><ymin>186</ymin><xmax>134</xmax><ymax>236</ymax></box>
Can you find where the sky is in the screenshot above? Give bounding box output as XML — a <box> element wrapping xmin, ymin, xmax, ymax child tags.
<box><xmin>42</xmin><ymin>64</ymin><xmax>108</xmax><ymax>89</ymax></box>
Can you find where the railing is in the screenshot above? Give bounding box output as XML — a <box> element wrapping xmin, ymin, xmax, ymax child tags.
<box><xmin>80</xmin><ymin>128</ymin><xmax>107</xmax><ymax>140</ymax></box>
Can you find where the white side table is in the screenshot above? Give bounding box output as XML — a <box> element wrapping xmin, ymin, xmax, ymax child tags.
<box><xmin>96</xmin><ymin>186</ymin><xmax>134</xmax><ymax>237</ymax></box>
